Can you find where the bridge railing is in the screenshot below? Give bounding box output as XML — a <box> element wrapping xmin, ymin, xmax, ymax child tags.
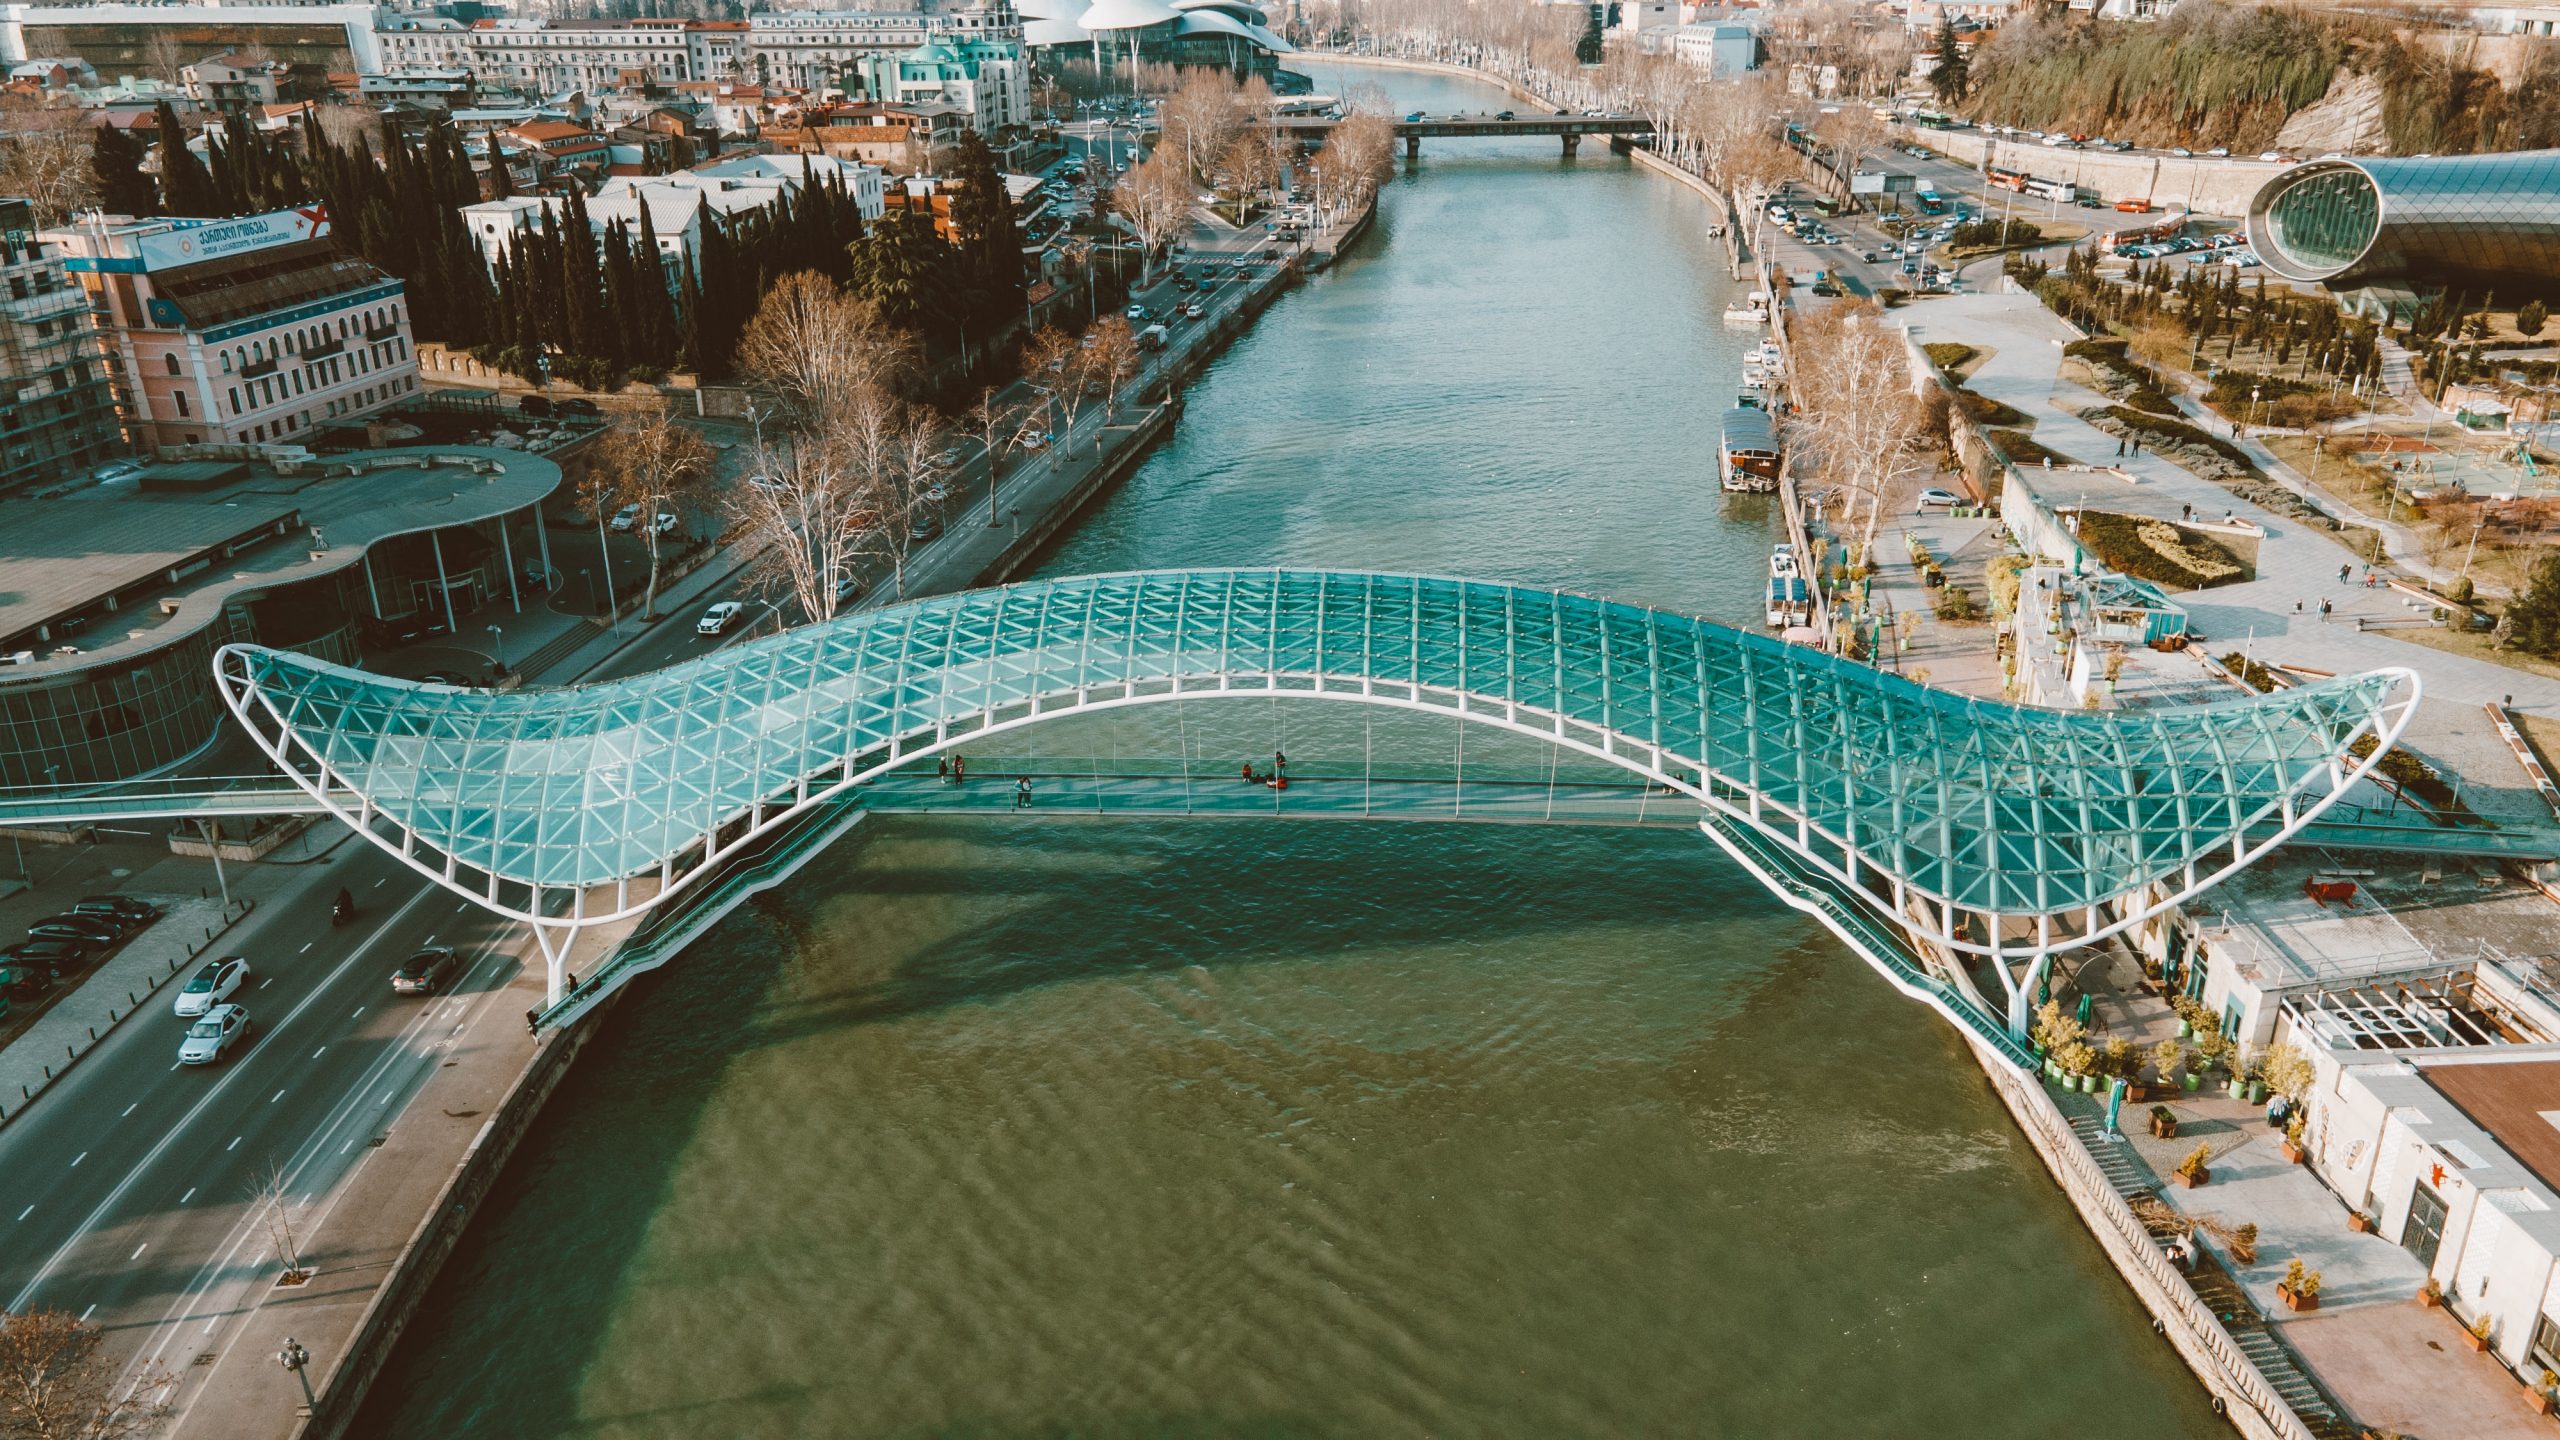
<box><xmin>0</xmin><ymin>774</ymin><xmax>324</xmax><ymax>825</ymax></box>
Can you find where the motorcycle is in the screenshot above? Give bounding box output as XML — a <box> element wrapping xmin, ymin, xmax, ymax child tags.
<box><xmin>331</xmin><ymin>890</ymin><xmax>355</xmax><ymax>927</ymax></box>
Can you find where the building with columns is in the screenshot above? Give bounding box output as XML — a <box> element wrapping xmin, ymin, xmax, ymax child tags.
<box><xmin>42</xmin><ymin>206</ymin><xmax>420</xmax><ymax>452</ymax></box>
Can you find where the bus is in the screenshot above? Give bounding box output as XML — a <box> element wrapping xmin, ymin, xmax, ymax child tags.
<box><xmin>2025</xmin><ymin>176</ymin><xmax>2080</xmax><ymax>203</ymax></box>
<box><xmin>1987</xmin><ymin>166</ymin><xmax>2029</xmax><ymax>192</ymax></box>
<box><xmin>1914</xmin><ymin>189</ymin><xmax>1949</xmax><ymax>215</ymax></box>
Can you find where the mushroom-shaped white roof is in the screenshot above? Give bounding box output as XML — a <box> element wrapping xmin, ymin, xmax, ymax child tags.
<box><xmin>1078</xmin><ymin>0</ymin><xmax>1182</xmax><ymax>32</ymax></box>
<box><xmin>1022</xmin><ymin>15</ymin><xmax>1092</xmax><ymax>45</ymax></box>
<box><xmin>1173</xmin><ymin>0</ymin><xmax>1269</xmax><ymax>22</ymax></box>
<box><xmin>1169</xmin><ymin>9</ymin><xmax>1291</xmax><ymax>50</ymax></box>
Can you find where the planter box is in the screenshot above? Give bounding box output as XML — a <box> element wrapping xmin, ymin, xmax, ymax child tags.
<box><xmin>2419</xmin><ymin>1285</ymin><xmax>2442</xmax><ymax>1305</ymax></box>
<box><xmin>2282</xmin><ymin>1140</ymin><xmax>2307</xmax><ymax>1165</ymax></box>
<box><xmin>2530</xmin><ymin>1390</ymin><xmax>2555</xmax><ymax>1416</ymax></box>
<box><xmin>2348</xmin><ymin>1213</ymin><xmax>2374</xmax><ymax>1234</ymax></box>
<box><xmin>2465</xmin><ymin>1329</ymin><xmax>2492</xmax><ymax>1353</ymax></box>
<box><xmin>2173</xmin><ymin>1167</ymin><xmax>2209</xmax><ymax>1189</ymax></box>
<box><xmin>2150</xmin><ymin>1113</ymin><xmax>2179</xmax><ymax>1140</ymax></box>
<box><xmin>2277</xmin><ymin>1283</ymin><xmax>2319</xmax><ymax>1313</ymax></box>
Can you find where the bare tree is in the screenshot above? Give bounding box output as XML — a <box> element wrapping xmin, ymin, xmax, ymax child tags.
<box><xmin>0</xmin><ymin>1307</ymin><xmax>175</xmax><ymax>1440</ymax></box>
<box><xmin>1785</xmin><ymin>303</ymin><xmax>1929</xmax><ymax>555</ymax></box>
<box><xmin>733</xmin><ymin>270</ymin><xmax>912</xmax><ymax>425</ymax></box>
<box><xmin>0</xmin><ymin>97</ymin><xmax>98</xmax><ymax>227</ymax></box>
<box><xmin>250</xmin><ymin>1161</ymin><xmax>308</xmax><ymax>1284</ymax></box>
<box><xmin>594</xmin><ymin>410</ymin><xmax>718</xmax><ymax>620</ymax></box>
<box><xmin>1218</xmin><ymin>131</ymin><xmax>1280</xmax><ymax>222</ymax></box>
<box><xmin>1156</xmin><ymin>69</ymin><xmax>1243</xmax><ymax>184</ymax></box>
<box><xmin>1109</xmin><ymin>152</ymin><xmax>1193</xmax><ymax>284</ymax></box>
<box><xmin>726</xmin><ymin>426</ymin><xmax>876</xmax><ymax>626</ymax></box>
<box><xmin>962</xmin><ymin>385</ymin><xmax>1023</xmax><ymax>528</ymax></box>
<box><xmin>1087</xmin><ymin>314</ymin><xmax>1142</xmax><ymax>417</ymax></box>
<box><xmin>851</xmin><ymin>405</ymin><xmax>954</xmax><ymax>601</ymax></box>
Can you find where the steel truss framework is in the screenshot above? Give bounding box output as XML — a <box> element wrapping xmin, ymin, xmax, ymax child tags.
<box><xmin>214</xmin><ymin>569</ymin><xmax>2421</xmax><ymax>1026</ymax></box>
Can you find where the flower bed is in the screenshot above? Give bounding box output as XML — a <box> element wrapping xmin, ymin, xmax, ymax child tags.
<box><xmin>2074</xmin><ymin>510</ymin><xmax>2248</xmax><ymax>589</ymax></box>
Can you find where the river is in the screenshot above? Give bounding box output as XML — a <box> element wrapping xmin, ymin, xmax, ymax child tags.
<box><xmin>355</xmin><ymin>60</ymin><xmax>2228</xmax><ymax>1440</ymax></box>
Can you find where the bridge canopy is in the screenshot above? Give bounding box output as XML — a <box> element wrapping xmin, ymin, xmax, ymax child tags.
<box><xmin>218</xmin><ymin>569</ymin><xmax>2416</xmax><ymax>938</ymax></box>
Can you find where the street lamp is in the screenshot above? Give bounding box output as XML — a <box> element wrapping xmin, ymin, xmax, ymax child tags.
<box><xmin>278</xmin><ymin>1336</ymin><xmax>313</xmax><ymax>1413</ymax></box>
<box><xmin>486</xmin><ymin>623</ymin><xmax>505</xmax><ymax>678</ymax></box>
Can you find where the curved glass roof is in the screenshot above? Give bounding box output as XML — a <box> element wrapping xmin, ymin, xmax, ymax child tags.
<box><xmin>2250</xmin><ymin>150</ymin><xmax>2560</xmax><ymax>288</ymax></box>
<box><xmin>221</xmin><ymin>570</ymin><xmax>2414</xmax><ymax>920</ymax></box>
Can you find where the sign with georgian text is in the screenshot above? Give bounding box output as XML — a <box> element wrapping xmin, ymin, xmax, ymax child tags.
<box><xmin>136</xmin><ymin>205</ymin><xmax>332</xmax><ymax>271</ymax></box>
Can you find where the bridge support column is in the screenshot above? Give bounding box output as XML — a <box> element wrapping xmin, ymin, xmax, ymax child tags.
<box><xmin>1561</xmin><ymin>133</ymin><xmax>1580</xmax><ymax>157</ymax></box>
<box><xmin>1404</xmin><ymin>133</ymin><xmax>1420</xmax><ymax>160</ymax></box>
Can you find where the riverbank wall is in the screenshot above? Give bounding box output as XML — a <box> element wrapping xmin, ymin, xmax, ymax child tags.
<box><xmin>268</xmin><ymin>190</ymin><xmax>1359</xmax><ymax>1440</ymax></box>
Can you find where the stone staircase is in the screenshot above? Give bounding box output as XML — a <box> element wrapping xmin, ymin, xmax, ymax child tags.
<box><xmin>2058</xmin><ymin>1113</ymin><xmax>2361</xmax><ymax>1439</ymax></box>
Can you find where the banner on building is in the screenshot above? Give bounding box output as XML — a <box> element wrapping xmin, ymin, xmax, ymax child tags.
<box><xmin>137</xmin><ymin>205</ymin><xmax>333</xmax><ymax>271</ymax></box>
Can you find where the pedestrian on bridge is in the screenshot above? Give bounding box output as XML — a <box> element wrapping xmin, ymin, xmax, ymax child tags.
<box><xmin>938</xmin><ymin>755</ymin><xmax>951</xmax><ymax>784</ymax></box>
<box><xmin>953</xmin><ymin>754</ymin><xmax>967</xmax><ymax>786</ymax></box>
<box><xmin>1015</xmin><ymin>776</ymin><xmax>1034</xmax><ymax>810</ymax></box>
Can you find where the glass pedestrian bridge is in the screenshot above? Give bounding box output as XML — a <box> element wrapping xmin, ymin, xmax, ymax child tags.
<box><xmin>0</xmin><ymin>570</ymin><xmax>2441</xmax><ymax>1050</ymax></box>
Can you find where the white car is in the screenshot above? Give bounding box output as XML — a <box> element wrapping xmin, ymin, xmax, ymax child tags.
<box><xmin>651</xmin><ymin>512</ymin><xmax>679</xmax><ymax>536</ymax></box>
<box><xmin>174</xmin><ymin>955</ymin><xmax>250</xmax><ymax>1018</ymax></box>
<box><xmin>178</xmin><ymin>1004</ymin><xmax>251</xmax><ymax>1065</ymax></box>
<box><xmin>609</xmin><ymin>503</ymin><xmax>642</xmax><ymax>532</ymax></box>
<box><xmin>696</xmin><ymin>601</ymin><xmax>745</xmax><ymax>636</ymax></box>
<box><xmin>1917</xmin><ymin>487</ymin><xmax>1963</xmax><ymax>509</ymax></box>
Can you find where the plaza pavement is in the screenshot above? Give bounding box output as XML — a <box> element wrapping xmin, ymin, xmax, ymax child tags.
<box><xmin>1895</xmin><ymin>291</ymin><xmax>2560</xmax><ymax>827</ymax></box>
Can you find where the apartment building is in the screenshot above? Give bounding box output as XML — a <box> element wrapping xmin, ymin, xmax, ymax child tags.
<box><xmin>43</xmin><ymin>206</ymin><xmax>420</xmax><ymax>451</ymax></box>
<box><xmin>0</xmin><ymin>198</ymin><xmax>125</xmax><ymax>496</ymax></box>
<box><xmin>458</xmin><ymin>156</ymin><xmax>884</xmax><ymax>279</ymax></box>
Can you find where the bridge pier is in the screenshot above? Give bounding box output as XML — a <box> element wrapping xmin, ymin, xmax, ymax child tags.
<box><xmin>1561</xmin><ymin>133</ymin><xmax>1580</xmax><ymax>158</ymax></box>
<box><xmin>1403</xmin><ymin>133</ymin><xmax>1420</xmax><ymax>160</ymax></box>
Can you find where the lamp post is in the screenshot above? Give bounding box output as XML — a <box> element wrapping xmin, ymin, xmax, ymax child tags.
<box><xmin>278</xmin><ymin>1336</ymin><xmax>313</xmax><ymax>1413</ymax></box>
<box><xmin>2250</xmin><ymin>384</ymin><xmax>2264</xmax><ymax>436</ymax></box>
<box><xmin>486</xmin><ymin>623</ymin><xmax>505</xmax><ymax>678</ymax></box>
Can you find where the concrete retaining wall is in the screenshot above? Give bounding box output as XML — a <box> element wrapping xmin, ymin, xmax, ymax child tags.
<box><xmin>1915</xmin><ymin>132</ymin><xmax>2287</xmax><ymax>219</ymax></box>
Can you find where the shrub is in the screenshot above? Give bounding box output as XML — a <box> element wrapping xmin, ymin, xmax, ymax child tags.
<box><xmin>1988</xmin><ymin>427</ymin><xmax>2074</xmax><ymax>468</ymax></box>
<box><xmin>1986</xmin><ymin>553</ymin><xmax>2029</xmax><ymax>617</ymax></box>
<box><xmin>2506</xmin><ymin>550</ymin><xmax>2560</xmax><ymax>658</ymax></box>
<box><xmin>2175</xmin><ymin>1143</ymin><xmax>2211</xmax><ymax>1179</ymax></box>
<box><xmin>2519</xmin><ymin>299</ymin><xmax>2548</xmax><ymax>338</ymax></box>
<box><xmin>2126</xmin><ymin>386</ymin><xmax>2181</xmax><ymax>415</ymax></box>
<box><xmin>2093</xmin><ymin>405</ymin><xmax>2261</xmax><ymax>477</ymax></box>
<box><xmin>2220</xmin><ymin>652</ymin><xmax>2276</xmax><ymax>691</ymax></box>
<box><xmin>2072</xmin><ymin>510</ymin><xmax>2247</xmax><ymax>589</ymax></box>
<box><xmin>1935</xmin><ymin>584</ymin><xmax>1980</xmax><ymax>621</ymax></box>
<box><xmin>1951</xmin><ymin>385</ymin><xmax>2031</xmax><ymax>428</ymax></box>
<box><xmin>1951</xmin><ymin>218</ymin><xmax>2042</xmax><ymax>249</ymax></box>
<box><xmin>1923</xmin><ymin>341</ymin><xmax>1980</xmax><ymax>373</ymax></box>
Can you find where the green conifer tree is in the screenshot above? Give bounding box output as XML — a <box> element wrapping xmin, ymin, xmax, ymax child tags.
<box><xmin>90</xmin><ymin>124</ymin><xmax>157</xmax><ymax>216</ymax></box>
<box><xmin>155</xmin><ymin>103</ymin><xmax>220</xmax><ymax>217</ymax></box>
<box><xmin>948</xmin><ymin>130</ymin><xmax>1025</xmax><ymax>327</ymax></box>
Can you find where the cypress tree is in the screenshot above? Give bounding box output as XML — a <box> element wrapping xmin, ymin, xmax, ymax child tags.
<box><xmin>848</xmin><ymin>210</ymin><xmax>958</xmax><ymax>335</ymax></box>
<box><xmin>559</xmin><ymin>190</ymin><xmax>609</xmax><ymax>368</ymax></box>
<box><xmin>1931</xmin><ymin>13</ymin><xmax>1969</xmax><ymax>103</ymax></box>
<box><xmin>486</xmin><ymin>133</ymin><xmax>514</xmax><ymax>200</ymax></box>
<box><xmin>631</xmin><ymin>204</ymin><xmax>679</xmax><ymax>368</ymax></box>
<box><xmin>947</xmin><ymin>130</ymin><xmax>1024</xmax><ymax>327</ymax></box>
<box><xmin>156</xmin><ymin>103</ymin><xmax>219</xmax><ymax>217</ymax></box>
<box><xmin>90</xmin><ymin>123</ymin><xmax>156</xmax><ymax>216</ymax></box>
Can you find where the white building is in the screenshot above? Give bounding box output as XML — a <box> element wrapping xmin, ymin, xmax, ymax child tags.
<box><xmin>1672</xmin><ymin>22</ymin><xmax>1758</xmax><ymax>75</ymax></box>
<box><xmin>457</xmin><ymin>156</ymin><xmax>883</xmax><ymax>279</ymax></box>
<box><xmin>0</xmin><ymin>4</ymin><xmax>386</xmax><ymax>72</ymax></box>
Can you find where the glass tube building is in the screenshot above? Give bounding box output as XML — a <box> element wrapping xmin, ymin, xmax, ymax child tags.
<box><xmin>2247</xmin><ymin>151</ymin><xmax>2560</xmax><ymax>301</ymax></box>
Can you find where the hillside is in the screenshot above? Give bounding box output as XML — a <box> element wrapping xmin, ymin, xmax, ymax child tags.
<box><xmin>1963</xmin><ymin>0</ymin><xmax>2560</xmax><ymax>156</ymax></box>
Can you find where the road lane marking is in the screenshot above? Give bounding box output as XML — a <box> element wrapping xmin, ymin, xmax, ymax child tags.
<box><xmin>311</xmin><ymin>1048</ymin><xmax>325</xmax><ymax>1060</ymax></box>
<box><xmin>340</xmin><ymin>1139</ymin><xmax>353</xmax><ymax>1155</ymax></box>
<box><xmin>71</xmin><ymin>1152</ymin><xmax>85</xmax><ymax>1167</ymax></box>
<box><xmin>14</xmin><ymin>1206</ymin><xmax>28</xmax><ymax>1222</ymax></box>
<box><xmin>352</xmin><ymin>1007</ymin><xmax>364</xmax><ymax>1020</ymax></box>
<box><xmin>269</xmin><ymin>1090</ymin><xmax>285</xmax><ymax>1104</ymax></box>
<box><xmin>121</xmin><ymin>1104</ymin><xmax>136</xmax><ymax>1117</ymax></box>
<box><xmin>372</xmin><ymin>877</ymin><xmax>385</xmax><ymax>887</ymax></box>
<box><xmin>80</xmin><ymin>1304</ymin><xmax>94</xmax><ymax>1322</ymax></box>
<box><xmin>179</xmin><ymin>1189</ymin><xmax>194</xmax><ymax>1205</ymax></box>
<box><xmin>129</xmin><ymin>1243</ymin><xmax>147</xmax><ymax>1261</ymax></box>
<box><xmin>299</xmin><ymin>943</ymin><xmax>312</xmax><ymax>954</ymax></box>
<box><xmin>225</xmin><ymin>1136</ymin><xmax>241</xmax><ymax>1152</ymax></box>
<box><xmin>259</xmin><ymin>978</ymin><xmax>273</xmax><ymax>989</ymax></box>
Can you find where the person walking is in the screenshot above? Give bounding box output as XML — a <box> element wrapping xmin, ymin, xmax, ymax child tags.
<box><xmin>2180</xmin><ymin>503</ymin><xmax>2192</xmax><ymax>522</ymax></box>
<box><xmin>2319</xmin><ymin>598</ymin><xmax>2333</xmax><ymax>622</ymax></box>
<box><xmin>1015</xmin><ymin>776</ymin><xmax>1033</xmax><ymax>810</ymax></box>
<box><xmin>2116</xmin><ymin>437</ymin><xmax>2127</xmax><ymax>457</ymax></box>
<box><xmin>1273</xmin><ymin>749</ymin><xmax>1287</xmax><ymax>780</ymax></box>
<box><xmin>953</xmin><ymin>754</ymin><xmax>966</xmax><ymax>786</ymax></box>
<box><xmin>2294</xmin><ymin>598</ymin><xmax>2304</xmax><ymax>614</ymax></box>
<box><xmin>938</xmin><ymin>755</ymin><xmax>951</xmax><ymax>784</ymax></box>
<box><xmin>2339</xmin><ymin>563</ymin><xmax>2351</xmax><ymax>584</ymax></box>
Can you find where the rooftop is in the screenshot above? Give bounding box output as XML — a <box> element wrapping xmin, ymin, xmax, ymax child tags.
<box><xmin>2422</xmin><ymin>1058</ymin><xmax>2560</xmax><ymax>1197</ymax></box>
<box><xmin>0</xmin><ymin>446</ymin><xmax>561</xmax><ymax>674</ymax></box>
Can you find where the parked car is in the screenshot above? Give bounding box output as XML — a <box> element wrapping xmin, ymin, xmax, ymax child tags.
<box><xmin>5</xmin><ymin>939</ymin><xmax>92</xmax><ymax>973</ymax></box>
<box><xmin>0</xmin><ymin>964</ymin><xmax>51</xmax><ymax>997</ymax></box>
<box><xmin>1125</xmin><ymin>304</ymin><xmax>1151</xmax><ymax>323</ymax></box>
<box><xmin>558</xmin><ymin>397</ymin><xmax>601</xmax><ymax>418</ymax></box>
<box><xmin>1495</xmin><ymin>110</ymin><xmax>1515</xmax><ymax>121</ymax></box>
<box><xmin>174</xmin><ymin>956</ymin><xmax>251</xmax><ymax>1018</ymax></box>
<box><xmin>2169</xmin><ymin>146</ymin><xmax>2193</xmax><ymax>158</ymax></box>
<box><xmin>517</xmin><ymin>395</ymin><xmax>554</xmax><ymax>417</ymax></box>
<box><xmin>696</xmin><ymin>601</ymin><xmax>745</xmax><ymax>636</ymax></box>
<box><xmin>909</xmin><ymin>513</ymin><xmax>942</xmax><ymax>543</ymax></box>
<box><xmin>1917</xmin><ymin>487</ymin><xmax>1963</xmax><ymax>509</ymax></box>
<box><xmin>834</xmin><ymin>575</ymin><xmax>864</xmax><ymax>608</ymax></box>
<box><xmin>415</xmin><ymin>672</ymin><xmax>463</xmax><ymax>686</ymax></box>
<box><xmin>391</xmin><ymin>946</ymin><xmax>461</xmax><ymax>996</ymax></box>
<box><xmin>609</xmin><ymin>503</ymin><xmax>643</xmax><ymax>532</ymax></box>
<box><xmin>28</xmin><ymin>916</ymin><xmax>120</xmax><ymax>947</ymax></box>
<box><xmin>2206</xmin><ymin>147</ymin><xmax>2230</xmax><ymax>157</ymax></box>
<box><xmin>651</xmin><ymin>512</ymin><xmax>679</xmax><ymax>536</ymax></box>
<box><xmin>178</xmin><ymin>1004</ymin><xmax>251</xmax><ymax>1065</ymax></box>
<box><xmin>71</xmin><ymin>895</ymin><xmax>158</xmax><ymax>925</ymax></box>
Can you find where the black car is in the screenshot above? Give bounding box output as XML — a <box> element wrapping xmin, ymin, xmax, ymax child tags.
<box><xmin>391</xmin><ymin>946</ymin><xmax>462</xmax><ymax>995</ymax></box>
<box><xmin>71</xmin><ymin>895</ymin><xmax>158</xmax><ymax>924</ymax></box>
<box><xmin>8</xmin><ymin>938</ymin><xmax>94</xmax><ymax>971</ymax></box>
<box><xmin>29</xmin><ymin>915</ymin><xmax>121</xmax><ymax>947</ymax></box>
<box><xmin>558</xmin><ymin>397</ymin><xmax>602</xmax><ymax>418</ymax></box>
<box><xmin>0</xmin><ymin>964</ymin><xmax>52</xmax><ymax>996</ymax></box>
<box><xmin>518</xmin><ymin>394</ymin><xmax>555</xmax><ymax>417</ymax></box>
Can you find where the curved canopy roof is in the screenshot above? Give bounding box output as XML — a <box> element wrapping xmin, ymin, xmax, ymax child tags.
<box><xmin>221</xmin><ymin>570</ymin><xmax>2416</xmax><ymax>931</ymax></box>
<box><xmin>1077</xmin><ymin>0</ymin><xmax>1182</xmax><ymax>32</ymax></box>
<box><xmin>1169</xmin><ymin>8</ymin><xmax>1292</xmax><ymax>50</ymax></box>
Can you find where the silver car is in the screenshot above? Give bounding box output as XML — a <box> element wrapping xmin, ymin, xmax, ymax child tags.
<box><xmin>178</xmin><ymin>1004</ymin><xmax>251</xmax><ymax>1065</ymax></box>
<box><xmin>174</xmin><ymin>955</ymin><xmax>250</xmax><ymax>1018</ymax></box>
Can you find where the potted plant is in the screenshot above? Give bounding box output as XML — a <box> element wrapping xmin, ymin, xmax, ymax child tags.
<box><xmin>2533</xmin><ymin>1371</ymin><xmax>2558</xmax><ymax>1416</ymax></box>
<box><xmin>2033</xmin><ymin>1000</ymin><xmax>2084</xmax><ymax>1084</ymax></box>
<box><xmin>2151</xmin><ymin>1038</ymin><xmax>2185</xmax><ymax>1098</ymax></box>
<box><xmin>2173</xmin><ymin>1142</ymin><xmax>2211</xmax><ymax>1189</ymax></box>
<box><xmin>2466</xmin><ymin>1314</ymin><xmax>2494</xmax><ymax>1353</ymax></box>
<box><xmin>2104</xmin><ymin>1036</ymin><xmax>2134</xmax><ymax>1090</ymax></box>
<box><xmin>2057</xmin><ymin>1040</ymin><xmax>2098</xmax><ymax>1093</ymax></box>
<box><xmin>2149</xmin><ymin>1104</ymin><xmax>2179</xmax><ymax>1140</ymax></box>
<box><xmin>2230</xmin><ymin>1223</ymin><xmax>2258</xmax><ymax>1266</ymax></box>
<box><xmin>2281</xmin><ymin>1114</ymin><xmax>2309</xmax><ymax>1165</ymax></box>
<box><xmin>2278</xmin><ymin>1258</ymin><xmax>2321</xmax><ymax>1312</ymax></box>
<box><xmin>2420</xmin><ymin>1276</ymin><xmax>2444</xmax><ymax>1306</ymax></box>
